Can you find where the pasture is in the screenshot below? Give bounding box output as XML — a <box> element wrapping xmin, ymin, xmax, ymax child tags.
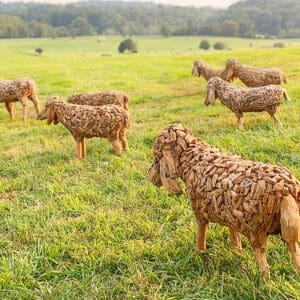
<box><xmin>0</xmin><ymin>36</ymin><xmax>299</xmax><ymax>299</ymax></box>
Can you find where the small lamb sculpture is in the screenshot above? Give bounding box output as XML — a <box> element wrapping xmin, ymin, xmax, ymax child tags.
<box><xmin>204</xmin><ymin>77</ymin><xmax>290</xmax><ymax>129</ymax></box>
<box><xmin>67</xmin><ymin>90</ymin><xmax>129</xmax><ymax>111</ymax></box>
<box><xmin>0</xmin><ymin>77</ymin><xmax>39</xmax><ymax>120</ymax></box>
<box><xmin>148</xmin><ymin>124</ymin><xmax>300</xmax><ymax>277</ymax></box>
<box><xmin>191</xmin><ymin>60</ymin><xmax>229</xmax><ymax>82</ymax></box>
<box><xmin>225</xmin><ymin>57</ymin><xmax>288</xmax><ymax>87</ymax></box>
<box><xmin>38</xmin><ymin>96</ymin><xmax>130</xmax><ymax>158</ymax></box>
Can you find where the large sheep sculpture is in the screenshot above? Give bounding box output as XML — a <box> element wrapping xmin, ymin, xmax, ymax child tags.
<box><xmin>38</xmin><ymin>96</ymin><xmax>130</xmax><ymax>158</ymax></box>
<box><xmin>148</xmin><ymin>124</ymin><xmax>300</xmax><ymax>277</ymax></box>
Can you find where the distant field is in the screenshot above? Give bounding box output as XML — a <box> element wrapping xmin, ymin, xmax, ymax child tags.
<box><xmin>0</xmin><ymin>36</ymin><xmax>299</xmax><ymax>299</ymax></box>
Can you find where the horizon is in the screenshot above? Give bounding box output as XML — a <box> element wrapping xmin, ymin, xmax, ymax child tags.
<box><xmin>0</xmin><ymin>0</ymin><xmax>239</xmax><ymax>8</ymax></box>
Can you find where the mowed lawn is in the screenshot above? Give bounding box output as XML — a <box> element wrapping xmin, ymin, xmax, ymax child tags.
<box><xmin>0</xmin><ymin>36</ymin><xmax>299</xmax><ymax>299</ymax></box>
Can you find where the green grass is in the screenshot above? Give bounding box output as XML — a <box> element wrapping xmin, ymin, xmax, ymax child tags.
<box><xmin>0</xmin><ymin>36</ymin><xmax>299</xmax><ymax>299</ymax></box>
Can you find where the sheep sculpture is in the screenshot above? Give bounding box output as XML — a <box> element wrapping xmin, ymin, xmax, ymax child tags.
<box><xmin>37</xmin><ymin>96</ymin><xmax>130</xmax><ymax>158</ymax></box>
<box><xmin>67</xmin><ymin>90</ymin><xmax>129</xmax><ymax>111</ymax></box>
<box><xmin>148</xmin><ymin>124</ymin><xmax>300</xmax><ymax>277</ymax></box>
<box><xmin>225</xmin><ymin>57</ymin><xmax>288</xmax><ymax>87</ymax></box>
<box><xmin>204</xmin><ymin>77</ymin><xmax>290</xmax><ymax>129</ymax></box>
<box><xmin>191</xmin><ymin>60</ymin><xmax>229</xmax><ymax>82</ymax></box>
<box><xmin>0</xmin><ymin>77</ymin><xmax>39</xmax><ymax>120</ymax></box>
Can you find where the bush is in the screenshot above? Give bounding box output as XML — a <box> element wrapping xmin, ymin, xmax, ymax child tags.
<box><xmin>213</xmin><ymin>42</ymin><xmax>226</xmax><ymax>50</ymax></box>
<box><xmin>273</xmin><ymin>42</ymin><xmax>285</xmax><ymax>48</ymax></box>
<box><xmin>35</xmin><ymin>48</ymin><xmax>43</xmax><ymax>55</ymax></box>
<box><xmin>118</xmin><ymin>38</ymin><xmax>138</xmax><ymax>53</ymax></box>
<box><xmin>199</xmin><ymin>40</ymin><xmax>210</xmax><ymax>50</ymax></box>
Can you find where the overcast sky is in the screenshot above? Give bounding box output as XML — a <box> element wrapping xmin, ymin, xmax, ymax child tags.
<box><xmin>1</xmin><ymin>0</ymin><xmax>239</xmax><ymax>8</ymax></box>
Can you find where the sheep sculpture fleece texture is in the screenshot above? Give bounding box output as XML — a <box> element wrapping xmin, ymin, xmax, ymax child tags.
<box><xmin>67</xmin><ymin>90</ymin><xmax>129</xmax><ymax>111</ymax></box>
<box><xmin>191</xmin><ymin>60</ymin><xmax>228</xmax><ymax>82</ymax></box>
<box><xmin>225</xmin><ymin>57</ymin><xmax>288</xmax><ymax>87</ymax></box>
<box><xmin>0</xmin><ymin>77</ymin><xmax>39</xmax><ymax>120</ymax></box>
<box><xmin>205</xmin><ymin>77</ymin><xmax>290</xmax><ymax>129</ymax></box>
<box><xmin>148</xmin><ymin>124</ymin><xmax>300</xmax><ymax>277</ymax></box>
<box><xmin>38</xmin><ymin>96</ymin><xmax>130</xmax><ymax>158</ymax></box>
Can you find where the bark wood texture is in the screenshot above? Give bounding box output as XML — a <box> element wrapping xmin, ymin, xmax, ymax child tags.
<box><xmin>204</xmin><ymin>77</ymin><xmax>290</xmax><ymax>129</ymax></box>
<box><xmin>0</xmin><ymin>77</ymin><xmax>39</xmax><ymax>120</ymax></box>
<box><xmin>148</xmin><ymin>124</ymin><xmax>300</xmax><ymax>277</ymax></box>
<box><xmin>67</xmin><ymin>90</ymin><xmax>129</xmax><ymax>111</ymax></box>
<box><xmin>192</xmin><ymin>60</ymin><xmax>229</xmax><ymax>82</ymax></box>
<box><xmin>225</xmin><ymin>57</ymin><xmax>288</xmax><ymax>87</ymax></box>
<box><xmin>38</xmin><ymin>96</ymin><xmax>130</xmax><ymax>158</ymax></box>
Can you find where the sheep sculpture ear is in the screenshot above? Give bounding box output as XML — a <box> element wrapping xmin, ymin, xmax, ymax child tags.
<box><xmin>159</xmin><ymin>151</ymin><xmax>182</xmax><ymax>195</ymax></box>
<box><xmin>46</xmin><ymin>106</ymin><xmax>58</xmax><ymax>124</ymax></box>
<box><xmin>148</xmin><ymin>161</ymin><xmax>162</xmax><ymax>187</ymax></box>
<box><xmin>205</xmin><ymin>88</ymin><xmax>216</xmax><ymax>106</ymax></box>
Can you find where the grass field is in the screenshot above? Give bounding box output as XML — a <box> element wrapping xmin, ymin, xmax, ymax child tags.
<box><xmin>0</xmin><ymin>36</ymin><xmax>299</xmax><ymax>299</ymax></box>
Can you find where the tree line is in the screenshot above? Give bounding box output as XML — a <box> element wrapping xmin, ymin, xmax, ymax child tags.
<box><xmin>0</xmin><ymin>0</ymin><xmax>299</xmax><ymax>39</ymax></box>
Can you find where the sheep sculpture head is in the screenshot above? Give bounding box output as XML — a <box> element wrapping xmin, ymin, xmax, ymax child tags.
<box><xmin>191</xmin><ymin>60</ymin><xmax>202</xmax><ymax>77</ymax></box>
<box><xmin>148</xmin><ymin>124</ymin><xmax>199</xmax><ymax>195</ymax></box>
<box><xmin>37</xmin><ymin>96</ymin><xmax>61</xmax><ymax>125</ymax></box>
<box><xmin>204</xmin><ymin>77</ymin><xmax>223</xmax><ymax>106</ymax></box>
<box><xmin>225</xmin><ymin>57</ymin><xmax>239</xmax><ymax>82</ymax></box>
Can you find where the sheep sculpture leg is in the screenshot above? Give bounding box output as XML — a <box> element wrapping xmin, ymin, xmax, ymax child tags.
<box><xmin>111</xmin><ymin>139</ymin><xmax>122</xmax><ymax>156</ymax></box>
<box><xmin>20</xmin><ymin>98</ymin><xmax>28</xmax><ymax>120</ymax></box>
<box><xmin>287</xmin><ymin>243</ymin><xmax>300</xmax><ymax>273</ymax></box>
<box><xmin>5</xmin><ymin>102</ymin><xmax>13</xmax><ymax>119</ymax></box>
<box><xmin>267</xmin><ymin>106</ymin><xmax>282</xmax><ymax>127</ymax></box>
<box><xmin>120</xmin><ymin>128</ymin><xmax>128</xmax><ymax>150</ymax></box>
<box><xmin>81</xmin><ymin>138</ymin><xmax>86</xmax><ymax>158</ymax></box>
<box><xmin>235</xmin><ymin>112</ymin><xmax>243</xmax><ymax>130</ymax></box>
<box><xmin>29</xmin><ymin>94</ymin><xmax>40</xmax><ymax>116</ymax></box>
<box><xmin>195</xmin><ymin>221</ymin><xmax>208</xmax><ymax>251</ymax></box>
<box><xmin>76</xmin><ymin>140</ymin><xmax>83</xmax><ymax>159</ymax></box>
<box><xmin>254</xmin><ymin>244</ymin><xmax>270</xmax><ymax>278</ymax></box>
<box><xmin>229</xmin><ymin>228</ymin><xmax>242</xmax><ymax>251</ymax></box>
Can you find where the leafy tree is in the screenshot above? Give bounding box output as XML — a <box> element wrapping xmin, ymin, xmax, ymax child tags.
<box><xmin>35</xmin><ymin>48</ymin><xmax>43</xmax><ymax>55</ymax></box>
<box><xmin>70</xmin><ymin>17</ymin><xmax>95</xmax><ymax>37</ymax></box>
<box><xmin>161</xmin><ymin>24</ymin><xmax>172</xmax><ymax>37</ymax></box>
<box><xmin>199</xmin><ymin>40</ymin><xmax>210</xmax><ymax>50</ymax></box>
<box><xmin>118</xmin><ymin>38</ymin><xmax>137</xmax><ymax>53</ymax></box>
<box><xmin>213</xmin><ymin>42</ymin><xmax>226</xmax><ymax>50</ymax></box>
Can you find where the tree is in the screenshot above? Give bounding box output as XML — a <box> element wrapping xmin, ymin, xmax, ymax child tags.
<box><xmin>70</xmin><ymin>17</ymin><xmax>95</xmax><ymax>37</ymax></box>
<box><xmin>199</xmin><ymin>40</ymin><xmax>210</xmax><ymax>50</ymax></box>
<box><xmin>161</xmin><ymin>24</ymin><xmax>172</xmax><ymax>37</ymax></box>
<box><xmin>213</xmin><ymin>42</ymin><xmax>226</xmax><ymax>50</ymax></box>
<box><xmin>35</xmin><ymin>48</ymin><xmax>43</xmax><ymax>55</ymax></box>
<box><xmin>118</xmin><ymin>38</ymin><xmax>138</xmax><ymax>53</ymax></box>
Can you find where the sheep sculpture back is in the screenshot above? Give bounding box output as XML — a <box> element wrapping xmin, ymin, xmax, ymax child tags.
<box><xmin>0</xmin><ymin>77</ymin><xmax>39</xmax><ymax>120</ymax></box>
<box><xmin>38</xmin><ymin>96</ymin><xmax>130</xmax><ymax>158</ymax></box>
<box><xmin>148</xmin><ymin>124</ymin><xmax>300</xmax><ymax>277</ymax></box>
<box><xmin>225</xmin><ymin>57</ymin><xmax>288</xmax><ymax>87</ymax></box>
<box><xmin>67</xmin><ymin>90</ymin><xmax>129</xmax><ymax>111</ymax></box>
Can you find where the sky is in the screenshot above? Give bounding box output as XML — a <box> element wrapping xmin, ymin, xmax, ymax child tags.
<box><xmin>0</xmin><ymin>0</ymin><xmax>239</xmax><ymax>8</ymax></box>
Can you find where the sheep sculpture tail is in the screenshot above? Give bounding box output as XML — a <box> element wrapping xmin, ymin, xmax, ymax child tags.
<box><xmin>281</xmin><ymin>194</ymin><xmax>300</xmax><ymax>272</ymax></box>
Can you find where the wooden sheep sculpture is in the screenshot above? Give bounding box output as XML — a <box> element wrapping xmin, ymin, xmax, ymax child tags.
<box><xmin>225</xmin><ymin>57</ymin><xmax>288</xmax><ymax>87</ymax></box>
<box><xmin>37</xmin><ymin>96</ymin><xmax>130</xmax><ymax>158</ymax></box>
<box><xmin>0</xmin><ymin>77</ymin><xmax>39</xmax><ymax>120</ymax></box>
<box><xmin>204</xmin><ymin>77</ymin><xmax>290</xmax><ymax>129</ymax></box>
<box><xmin>148</xmin><ymin>124</ymin><xmax>300</xmax><ymax>277</ymax></box>
<box><xmin>191</xmin><ymin>60</ymin><xmax>229</xmax><ymax>82</ymax></box>
<box><xmin>67</xmin><ymin>90</ymin><xmax>129</xmax><ymax>111</ymax></box>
